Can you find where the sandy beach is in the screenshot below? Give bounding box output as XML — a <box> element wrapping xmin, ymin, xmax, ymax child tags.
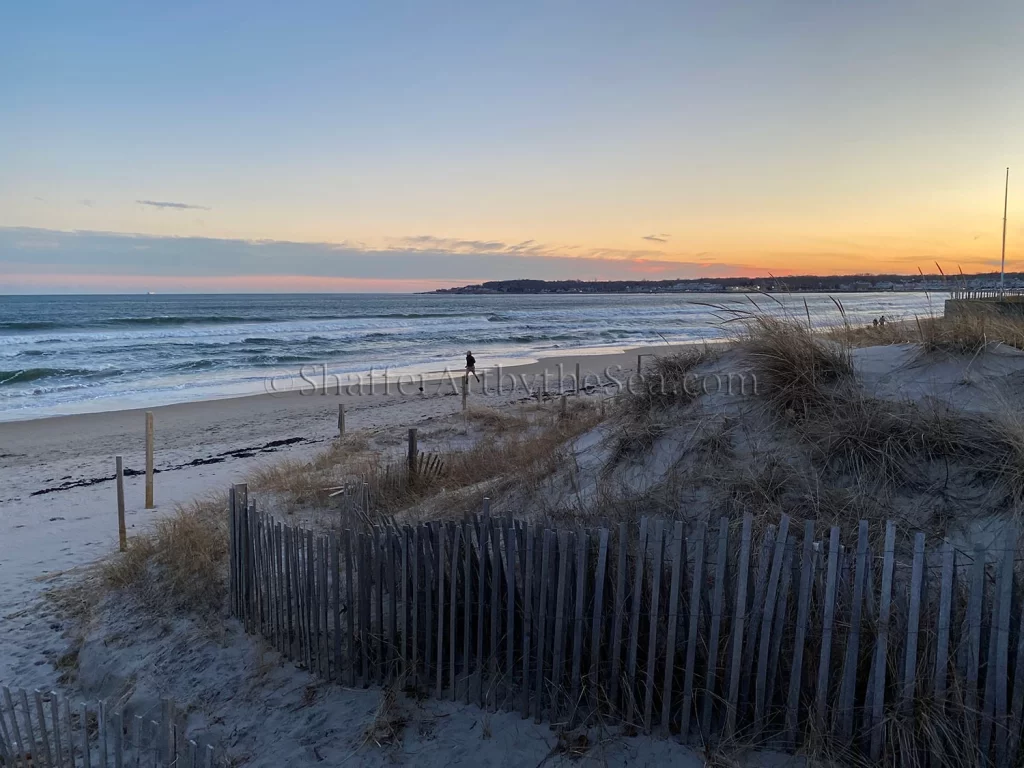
<box><xmin>2</xmin><ymin>340</ymin><xmax>778</xmax><ymax>768</ymax></box>
<box><xmin>0</xmin><ymin>344</ymin><xmax>683</xmax><ymax>686</ymax></box>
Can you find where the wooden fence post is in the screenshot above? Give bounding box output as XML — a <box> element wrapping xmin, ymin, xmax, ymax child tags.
<box><xmin>115</xmin><ymin>455</ymin><xmax>127</xmax><ymax>551</ymax></box>
<box><xmin>462</xmin><ymin>375</ymin><xmax>468</xmax><ymax>411</ymax></box>
<box><xmin>338</xmin><ymin>404</ymin><xmax>345</xmax><ymax>436</ymax></box>
<box><xmin>144</xmin><ymin>411</ymin><xmax>155</xmax><ymax>508</ymax></box>
<box><xmin>408</xmin><ymin>428</ymin><xmax>418</xmax><ymax>480</ymax></box>
<box><xmin>575</xmin><ymin>362</ymin><xmax>581</xmax><ymax>395</ymax></box>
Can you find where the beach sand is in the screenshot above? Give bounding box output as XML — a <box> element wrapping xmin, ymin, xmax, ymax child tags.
<box><xmin>0</xmin><ymin>345</ymin><xmax>683</xmax><ymax>687</ymax></box>
<box><xmin>1</xmin><ymin>341</ymin><xmax>798</xmax><ymax>768</ymax></box>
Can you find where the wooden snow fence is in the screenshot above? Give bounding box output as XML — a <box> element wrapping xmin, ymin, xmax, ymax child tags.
<box><xmin>325</xmin><ymin>454</ymin><xmax>446</xmax><ymax>531</ymax></box>
<box><xmin>0</xmin><ymin>688</ymin><xmax>220</xmax><ymax>768</ymax></box>
<box><xmin>229</xmin><ymin>482</ymin><xmax>1024</xmax><ymax>764</ymax></box>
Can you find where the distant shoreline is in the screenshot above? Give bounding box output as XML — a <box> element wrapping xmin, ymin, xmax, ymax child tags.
<box><xmin>426</xmin><ymin>274</ymin><xmax>1021</xmax><ymax>295</ymax></box>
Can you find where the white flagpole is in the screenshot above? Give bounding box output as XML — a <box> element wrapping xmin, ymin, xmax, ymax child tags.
<box><xmin>1001</xmin><ymin>167</ymin><xmax>1009</xmax><ymax>292</ymax></box>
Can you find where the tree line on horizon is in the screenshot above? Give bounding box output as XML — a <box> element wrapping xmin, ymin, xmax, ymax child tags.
<box><xmin>431</xmin><ymin>271</ymin><xmax>1021</xmax><ymax>295</ymax></box>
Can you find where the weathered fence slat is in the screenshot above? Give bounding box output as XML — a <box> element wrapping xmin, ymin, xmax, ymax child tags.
<box><xmin>0</xmin><ymin>688</ymin><xmax>14</xmax><ymax>768</ymax></box>
<box><xmin>742</xmin><ymin>523</ymin><xmax>776</xmax><ymax>717</ymax></box>
<box><xmin>423</xmin><ymin>525</ymin><xmax>436</xmax><ymax>693</ymax></box>
<box><xmin>934</xmin><ymin>540</ymin><xmax>954</xmax><ymax>708</ymax></box>
<box><xmin>570</xmin><ymin>528</ymin><xmax>587</xmax><ymax>725</ymax></box>
<box><xmin>450</xmin><ymin>523</ymin><xmax>461</xmax><ymax>701</ymax></box>
<box><xmin>345</xmin><ymin>530</ymin><xmax>356</xmax><ymax>687</ymax></box>
<box><xmin>784</xmin><ymin>520</ymin><xmax>815</xmax><ymax>746</ymax></box>
<box><xmin>766</xmin><ymin>536</ymin><xmax>795</xmax><ymax>719</ymax></box>
<box><xmin>463</xmin><ymin>520</ymin><xmax>473</xmax><ymax>705</ymax></box>
<box><xmin>869</xmin><ymin>520</ymin><xmax>896</xmax><ymax>760</ymax></box>
<box><xmin>662</xmin><ymin>521</ymin><xmax>685</xmax><ymax>736</ymax></box>
<box><xmin>80</xmin><ymin>701</ymin><xmax>92</xmax><ymax>768</ymax></box>
<box><xmin>643</xmin><ymin>522</ymin><xmax>665</xmax><ymax>733</ymax></box>
<box><xmin>994</xmin><ymin>530</ymin><xmax>1016</xmax><ymax>768</ymax></box>
<box><xmin>376</xmin><ymin>527</ymin><xmax>386</xmax><ymax>684</ymax></box>
<box><xmin>902</xmin><ymin>531</ymin><xmax>926</xmax><ymax>716</ymax></box>
<box><xmin>981</xmin><ymin>550</ymin><xmax>1002</xmax><ymax>759</ymax></box>
<box><xmin>388</xmin><ymin>528</ymin><xmax>399</xmax><ymax>682</ymax></box>
<box><xmin>17</xmin><ymin>690</ymin><xmax>37</xmax><ymax>768</ymax></box>
<box><xmin>320</xmin><ymin>535</ymin><xmax>330</xmax><ymax>680</ymax></box>
<box><xmin>680</xmin><ymin>521</ymin><xmax>706</xmax><ymax>742</ymax></box>
<box><xmin>590</xmin><ymin>527</ymin><xmax>609</xmax><ymax>717</ymax></box>
<box><xmin>522</xmin><ymin>523</ymin><xmax>535</xmax><ymax>717</ymax></box>
<box><xmin>507</xmin><ymin>521</ymin><xmax>518</xmax><ymax>711</ymax></box>
<box><xmin>488</xmin><ymin>520</ymin><xmax>503</xmax><ymax>711</ymax></box>
<box><xmin>700</xmin><ymin>518</ymin><xmax>729</xmax><ymax>740</ymax></box>
<box><xmin>534</xmin><ymin>529</ymin><xmax>554</xmax><ymax>723</ymax></box>
<box><xmin>609</xmin><ymin>522</ymin><xmax>629</xmax><ymax>712</ymax></box>
<box><xmin>3</xmin><ymin>688</ymin><xmax>24</xmax><ymax>768</ymax></box>
<box><xmin>551</xmin><ymin>531</ymin><xmax>572</xmax><ymax>723</ymax></box>
<box><xmin>754</xmin><ymin>515</ymin><xmax>790</xmax><ymax>731</ymax></box>
<box><xmin>814</xmin><ymin>526</ymin><xmax>841</xmax><ymax>733</ymax></box>
<box><xmin>625</xmin><ymin>518</ymin><xmax>649</xmax><ymax>728</ymax></box>
<box><xmin>964</xmin><ymin>544</ymin><xmax>986</xmax><ymax>739</ymax></box>
<box><xmin>436</xmin><ymin>523</ymin><xmax>446</xmax><ymax>698</ymax></box>
<box><xmin>838</xmin><ymin>520</ymin><xmax>869</xmax><ymax>742</ymax></box>
<box><xmin>1009</xmin><ymin>547</ymin><xmax>1024</xmax><ymax>764</ymax></box>
<box><xmin>725</xmin><ymin>514</ymin><xmax>753</xmax><ymax>739</ymax></box>
<box><xmin>477</xmin><ymin>521</ymin><xmax>488</xmax><ymax>709</ymax></box>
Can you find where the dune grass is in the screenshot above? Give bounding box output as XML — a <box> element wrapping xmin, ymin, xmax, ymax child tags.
<box><xmin>740</xmin><ymin>316</ymin><xmax>1024</xmax><ymax>529</ymax></box>
<box><xmin>623</xmin><ymin>346</ymin><xmax>718</xmax><ymax>416</ymax></box>
<box><xmin>102</xmin><ymin>494</ymin><xmax>229</xmax><ymax>615</ymax></box>
<box><xmin>829</xmin><ymin>305</ymin><xmax>1024</xmax><ymax>355</ymax></box>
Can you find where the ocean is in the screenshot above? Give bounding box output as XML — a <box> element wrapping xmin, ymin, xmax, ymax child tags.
<box><xmin>0</xmin><ymin>292</ymin><xmax>940</xmax><ymax>421</ymax></box>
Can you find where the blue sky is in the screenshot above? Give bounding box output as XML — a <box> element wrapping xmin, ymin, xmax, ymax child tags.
<box><xmin>2</xmin><ymin>0</ymin><xmax>1023</xmax><ymax>291</ymax></box>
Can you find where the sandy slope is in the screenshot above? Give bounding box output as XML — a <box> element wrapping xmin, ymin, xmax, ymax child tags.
<box><xmin>0</xmin><ymin>344</ymin><xmax>804</xmax><ymax>767</ymax></box>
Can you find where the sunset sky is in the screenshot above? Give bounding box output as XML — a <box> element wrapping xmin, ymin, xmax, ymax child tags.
<box><xmin>2</xmin><ymin>0</ymin><xmax>1023</xmax><ymax>292</ymax></box>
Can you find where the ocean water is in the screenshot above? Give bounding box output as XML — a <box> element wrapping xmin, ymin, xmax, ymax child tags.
<box><xmin>0</xmin><ymin>292</ymin><xmax>941</xmax><ymax>420</ymax></box>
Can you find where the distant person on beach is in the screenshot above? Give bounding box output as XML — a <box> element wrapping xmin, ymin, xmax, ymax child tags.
<box><xmin>465</xmin><ymin>350</ymin><xmax>480</xmax><ymax>382</ymax></box>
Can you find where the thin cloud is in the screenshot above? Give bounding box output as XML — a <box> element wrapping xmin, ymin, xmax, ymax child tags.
<box><xmin>0</xmin><ymin>226</ymin><xmax>759</xmax><ymax>288</ymax></box>
<box><xmin>137</xmin><ymin>199</ymin><xmax>211</xmax><ymax>211</ymax></box>
<box><xmin>642</xmin><ymin>233</ymin><xmax>671</xmax><ymax>243</ymax></box>
<box><xmin>79</xmin><ymin>199</ymin><xmax>95</xmax><ymax>208</ymax></box>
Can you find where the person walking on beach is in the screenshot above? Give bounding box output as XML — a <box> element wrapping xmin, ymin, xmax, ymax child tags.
<box><xmin>465</xmin><ymin>350</ymin><xmax>480</xmax><ymax>382</ymax></box>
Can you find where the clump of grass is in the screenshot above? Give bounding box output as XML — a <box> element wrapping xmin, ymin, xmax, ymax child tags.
<box><xmin>719</xmin><ymin>454</ymin><xmax>796</xmax><ymax>514</ymax></box>
<box><xmin>375</xmin><ymin>407</ymin><xmax>602</xmax><ymax>514</ymax></box>
<box><xmin>608</xmin><ymin>419</ymin><xmax>668</xmax><ymax>465</ymax></box>
<box><xmin>102</xmin><ymin>494</ymin><xmax>229</xmax><ymax>615</ymax></box>
<box><xmin>248</xmin><ymin>433</ymin><xmax>380</xmax><ymax>508</ymax></box>
<box><xmin>464</xmin><ymin>407</ymin><xmax>530</xmax><ymax>433</ymax></box>
<box><xmin>743</xmin><ymin>316</ymin><xmax>854</xmax><ymax>415</ymax></box>
<box><xmin>251</xmin><ymin>405</ymin><xmax>603</xmax><ymax>522</ymax></box>
<box><xmin>362</xmin><ymin>678</ymin><xmax>407</xmax><ymax>749</ymax></box>
<box><xmin>831</xmin><ymin>308</ymin><xmax>1024</xmax><ymax>355</ymax></box>
<box><xmin>624</xmin><ymin>346</ymin><xmax>718</xmax><ymax>415</ymax></box>
<box><xmin>916</xmin><ymin>310</ymin><xmax>1024</xmax><ymax>354</ymax></box>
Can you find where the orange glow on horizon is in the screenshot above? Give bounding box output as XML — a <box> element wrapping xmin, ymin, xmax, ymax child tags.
<box><xmin>0</xmin><ymin>272</ymin><xmax>468</xmax><ymax>293</ymax></box>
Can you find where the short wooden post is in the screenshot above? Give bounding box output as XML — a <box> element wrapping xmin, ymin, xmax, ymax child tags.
<box><xmin>575</xmin><ymin>362</ymin><xmax>581</xmax><ymax>395</ymax></box>
<box><xmin>637</xmin><ymin>354</ymin><xmax>643</xmax><ymax>377</ymax></box>
<box><xmin>462</xmin><ymin>375</ymin><xmax>468</xmax><ymax>411</ymax></box>
<box><xmin>559</xmin><ymin>394</ymin><xmax>567</xmax><ymax>416</ymax></box>
<box><xmin>408</xmin><ymin>428</ymin><xmax>418</xmax><ymax>478</ymax></box>
<box><xmin>337</xmin><ymin>404</ymin><xmax>345</xmax><ymax>436</ymax></box>
<box><xmin>144</xmin><ymin>411</ymin><xmax>155</xmax><ymax>508</ymax></box>
<box><xmin>115</xmin><ymin>455</ymin><xmax>127</xmax><ymax>551</ymax></box>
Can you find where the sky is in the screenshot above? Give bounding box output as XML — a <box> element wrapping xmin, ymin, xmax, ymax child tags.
<box><xmin>2</xmin><ymin>0</ymin><xmax>1024</xmax><ymax>293</ymax></box>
